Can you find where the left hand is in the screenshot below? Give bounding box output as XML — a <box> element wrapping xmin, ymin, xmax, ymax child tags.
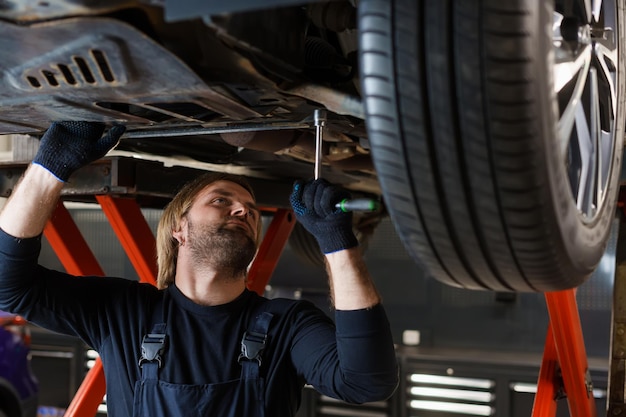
<box><xmin>33</xmin><ymin>121</ymin><xmax>126</xmax><ymax>182</ymax></box>
<box><xmin>289</xmin><ymin>179</ymin><xmax>358</xmax><ymax>254</ymax></box>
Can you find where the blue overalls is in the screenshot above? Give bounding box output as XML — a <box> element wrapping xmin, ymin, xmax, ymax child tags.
<box><xmin>132</xmin><ymin>297</ymin><xmax>273</xmax><ymax>417</ymax></box>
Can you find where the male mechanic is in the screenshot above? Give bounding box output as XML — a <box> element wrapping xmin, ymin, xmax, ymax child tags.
<box><xmin>0</xmin><ymin>122</ymin><xmax>398</xmax><ymax>416</ymax></box>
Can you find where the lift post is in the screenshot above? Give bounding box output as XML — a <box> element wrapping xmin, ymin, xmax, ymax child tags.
<box><xmin>247</xmin><ymin>208</ymin><xmax>296</xmax><ymax>295</ymax></box>
<box><xmin>44</xmin><ymin>202</ymin><xmax>107</xmax><ymax>417</ymax></box>
<box><xmin>533</xmin><ymin>322</ymin><xmax>559</xmax><ymax>417</ymax></box>
<box><xmin>532</xmin><ymin>289</ymin><xmax>597</xmax><ymax>417</ymax></box>
<box><xmin>96</xmin><ymin>195</ymin><xmax>158</xmax><ymax>286</ymax></box>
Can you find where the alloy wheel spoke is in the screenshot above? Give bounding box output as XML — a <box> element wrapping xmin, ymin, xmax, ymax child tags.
<box><xmin>556</xmin><ymin>0</ymin><xmax>618</xmax><ymax>223</ymax></box>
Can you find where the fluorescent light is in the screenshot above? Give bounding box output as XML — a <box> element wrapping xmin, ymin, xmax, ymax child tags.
<box><xmin>409</xmin><ymin>374</ymin><xmax>494</xmax><ymax>389</ymax></box>
<box><xmin>86</xmin><ymin>349</ymin><xmax>99</xmax><ymax>359</ymax></box>
<box><xmin>410</xmin><ymin>400</ymin><xmax>493</xmax><ymax>416</ymax></box>
<box><xmin>510</xmin><ymin>382</ymin><xmax>537</xmax><ymax>393</ymax></box>
<box><xmin>510</xmin><ymin>382</ymin><xmax>606</xmax><ymax>399</ymax></box>
<box><xmin>410</xmin><ymin>386</ymin><xmax>494</xmax><ymax>403</ymax></box>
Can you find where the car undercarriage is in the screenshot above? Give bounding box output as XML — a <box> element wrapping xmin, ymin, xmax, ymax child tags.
<box><xmin>0</xmin><ymin>0</ymin><xmax>624</xmax><ymax>293</ymax></box>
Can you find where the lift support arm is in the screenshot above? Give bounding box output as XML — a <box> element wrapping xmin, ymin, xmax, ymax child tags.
<box><xmin>44</xmin><ymin>202</ymin><xmax>107</xmax><ymax>417</ymax></box>
<box><xmin>532</xmin><ymin>290</ymin><xmax>597</xmax><ymax>417</ymax></box>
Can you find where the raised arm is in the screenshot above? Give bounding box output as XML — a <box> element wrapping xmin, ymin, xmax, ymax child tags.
<box><xmin>0</xmin><ymin>122</ymin><xmax>125</xmax><ymax>237</ymax></box>
<box><xmin>325</xmin><ymin>247</ymin><xmax>380</xmax><ymax>309</ymax></box>
<box><xmin>289</xmin><ymin>179</ymin><xmax>381</xmax><ymax>309</ymax></box>
<box><xmin>0</xmin><ymin>164</ymin><xmax>64</xmax><ymax>238</ymax></box>
<box><xmin>289</xmin><ymin>180</ymin><xmax>397</xmax><ymax>402</ymax></box>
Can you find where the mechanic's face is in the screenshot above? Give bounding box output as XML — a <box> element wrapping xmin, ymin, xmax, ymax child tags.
<box><xmin>189</xmin><ymin>180</ymin><xmax>260</xmax><ymax>239</ymax></box>
<box><xmin>174</xmin><ymin>180</ymin><xmax>260</xmax><ymax>273</ymax></box>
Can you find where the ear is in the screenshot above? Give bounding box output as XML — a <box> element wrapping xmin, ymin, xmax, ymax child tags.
<box><xmin>172</xmin><ymin>229</ymin><xmax>183</xmax><ymax>245</ymax></box>
<box><xmin>172</xmin><ymin>217</ymin><xmax>187</xmax><ymax>245</ymax></box>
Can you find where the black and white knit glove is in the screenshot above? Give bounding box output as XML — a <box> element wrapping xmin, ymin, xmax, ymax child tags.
<box><xmin>33</xmin><ymin>121</ymin><xmax>126</xmax><ymax>182</ymax></box>
<box><xmin>289</xmin><ymin>179</ymin><xmax>358</xmax><ymax>254</ymax></box>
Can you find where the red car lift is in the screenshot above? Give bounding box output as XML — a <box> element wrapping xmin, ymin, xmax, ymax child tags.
<box><xmin>44</xmin><ymin>202</ymin><xmax>107</xmax><ymax>417</ymax></box>
<box><xmin>532</xmin><ymin>290</ymin><xmax>597</xmax><ymax>417</ymax></box>
<box><xmin>44</xmin><ymin>198</ymin><xmax>295</xmax><ymax>417</ymax></box>
<box><xmin>533</xmin><ymin>216</ymin><xmax>626</xmax><ymax>417</ymax></box>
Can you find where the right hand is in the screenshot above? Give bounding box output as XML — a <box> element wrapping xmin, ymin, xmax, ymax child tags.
<box><xmin>289</xmin><ymin>179</ymin><xmax>358</xmax><ymax>254</ymax></box>
<box><xmin>32</xmin><ymin>121</ymin><xmax>126</xmax><ymax>182</ymax></box>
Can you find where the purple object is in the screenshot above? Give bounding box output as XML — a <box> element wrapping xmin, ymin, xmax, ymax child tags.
<box><xmin>0</xmin><ymin>315</ymin><xmax>39</xmax><ymax>417</ymax></box>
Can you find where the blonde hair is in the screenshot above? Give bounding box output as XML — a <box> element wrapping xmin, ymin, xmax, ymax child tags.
<box><xmin>156</xmin><ymin>172</ymin><xmax>261</xmax><ymax>289</ymax></box>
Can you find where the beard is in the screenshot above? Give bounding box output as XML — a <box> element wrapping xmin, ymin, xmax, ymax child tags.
<box><xmin>186</xmin><ymin>217</ymin><xmax>257</xmax><ymax>279</ymax></box>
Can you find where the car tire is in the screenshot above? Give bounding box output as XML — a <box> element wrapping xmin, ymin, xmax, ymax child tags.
<box><xmin>358</xmin><ymin>0</ymin><xmax>625</xmax><ymax>291</ymax></box>
<box><xmin>0</xmin><ymin>387</ymin><xmax>19</xmax><ymax>417</ymax></box>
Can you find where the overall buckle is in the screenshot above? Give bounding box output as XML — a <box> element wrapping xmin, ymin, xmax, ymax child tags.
<box><xmin>238</xmin><ymin>330</ymin><xmax>267</xmax><ymax>366</ymax></box>
<box><xmin>138</xmin><ymin>333</ymin><xmax>167</xmax><ymax>368</ymax></box>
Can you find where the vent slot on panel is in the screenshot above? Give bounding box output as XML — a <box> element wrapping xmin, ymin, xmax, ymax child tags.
<box><xmin>26</xmin><ymin>76</ymin><xmax>41</xmax><ymax>88</ymax></box>
<box><xmin>42</xmin><ymin>70</ymin><xmax>59</xmax><ymax>86</ymax></box>
<box><xmin>58</xmin><ymin>64</ymin><xmax>77</xmax><ymax>85</ymax></box>
<box><xmin>407</xmin><ymin>373</ymin><xmax>495</xmax><ymax>416</ymax></box>
<box><xmin>92</xmin><ymin>49</ymin><xmax>114</xmax><ymax>82</ymax></box>
<box><xmin>24</xmin><ymin>49</ymin><xmax>116</xmax><ymax>89</ymax></box>
<box><xmin>74</xmin><ymin>56</ymin><xmax>95</xmax><ymax>84</ymax></box>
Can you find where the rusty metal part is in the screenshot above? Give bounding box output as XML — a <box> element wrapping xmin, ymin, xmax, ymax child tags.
<box><xmin>285</xmin><ymin>83</ymin><xmax>364</xmax><ymax>119</ymax></box>
<box><xmin>0</xmin><ymin>0</ymin><xmax>135</xmax><ymax>23</ymax></box>
<box><xmin>219</xmin><ymin>130</ymin><xmax>303</xmax><ymax>153</ymax></box>
<box><xmin>0</xmin><ymin>17</ymin><xmax>260</xmax><ymax>133</ymax></box>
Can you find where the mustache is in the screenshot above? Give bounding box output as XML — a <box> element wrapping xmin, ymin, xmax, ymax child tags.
<box><xmin>222</xmin><ymin>216</ymin><xmax>252</xmax><ymax>232</ymax></box>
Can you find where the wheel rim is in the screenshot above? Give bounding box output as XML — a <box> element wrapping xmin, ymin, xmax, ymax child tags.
<box><xmin>554</xmin><ymin>0</ymin><xmax>620</xmax><ymax>223</ymax></box>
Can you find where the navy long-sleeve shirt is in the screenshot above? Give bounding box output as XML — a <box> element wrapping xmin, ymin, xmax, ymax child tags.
<box><xmin>0</xmin><ymin>228</ymin><xmax>398</xmax><ymax>416</ymax></box>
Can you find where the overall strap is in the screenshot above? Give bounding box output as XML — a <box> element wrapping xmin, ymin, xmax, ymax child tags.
<box><xmin>138</xmin><ymin>293</ymin><xmax>168</xmax><ymax>380</ymax></box>
<box><xmin>238</xmin><ymin>307</ymin><xmax>274</xmax><ymax>379</ymax></box>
